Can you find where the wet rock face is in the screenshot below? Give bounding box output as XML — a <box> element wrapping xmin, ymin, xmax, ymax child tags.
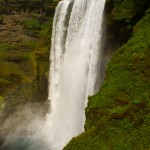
<box><xmin>0</xmin><ymin>1</ymin><xmax>56</xmax><ymax>115</ymax></box>
<box><xmin>0</xmin><ymin>14</ymin><xmax>35</xmax><ymax>44</ymax></box>
<box><xmin>0</xmin><ymin>13</ymin><xmax>41</xmax><ymax>97</ymax></box>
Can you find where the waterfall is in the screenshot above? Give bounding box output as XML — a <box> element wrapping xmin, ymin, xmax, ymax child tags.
<box><xmin>46</xmin><ymin>0</ymin><xmax>106</xmax><ymax>149</ymax></box>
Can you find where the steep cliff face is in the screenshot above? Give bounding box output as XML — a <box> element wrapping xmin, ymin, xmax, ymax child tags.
<box><xmin>0</xmin><ymin>1</ymin><xmax>57</xmax><ymax>116</ymax></box>
<box><xmin>0</xmin><ymin>0</ymin><xmax>56</xmax><ymax>14</ymax></box>
<box><xmin>65</xmin><ymin>1</ymin><xmax>150</xmax><ymax>149</ymax></box>
<box><xmin>0</xmin><ymin>1</ymin><xmax>58</xmax><ymax>146</ymax></box>
<box><xmin>104</xmin><ymin>0</ymin><xmax>150</xmax><ymax>53</ymax></box>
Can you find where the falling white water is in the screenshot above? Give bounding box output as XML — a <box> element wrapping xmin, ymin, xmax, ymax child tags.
<box><xmin>46</xmin><ymin>0</ymin><xmax>106</xmax><ymax>149</ymax></box>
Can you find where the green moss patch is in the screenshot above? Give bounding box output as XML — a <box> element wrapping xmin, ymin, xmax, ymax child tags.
<box><xmin>22</xmin><ymin>18</ymin><xmax>41</xmax><ymax>30</ymax></box>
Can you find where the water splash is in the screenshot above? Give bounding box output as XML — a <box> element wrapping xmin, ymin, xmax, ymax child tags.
<box><xmin>46</xmin><ymin>0</ymin><xmax>106</xmax><ymax>149</ymax></box>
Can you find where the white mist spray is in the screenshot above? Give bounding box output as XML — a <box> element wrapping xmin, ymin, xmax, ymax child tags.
<box><xmin>46</xmin><ymin>0</ymin><xmax>106</xmax><ymax>149</ymax></box>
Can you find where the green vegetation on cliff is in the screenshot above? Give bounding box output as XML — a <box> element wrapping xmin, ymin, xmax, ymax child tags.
<box><xmin>0</xmin><ymin>1</ymin><xmax>57</xmax><ymax>115</ymax></box>
<box><xmin>65</xmin><ymin>1</ymin><xmax>150</xmax><ymax>150</ymax></box>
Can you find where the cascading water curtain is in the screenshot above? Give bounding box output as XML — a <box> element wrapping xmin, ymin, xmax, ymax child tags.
<box><xmin>46</xmin><ymin>0</ymin><xmax>106</xmax><ymax>149</ymax></box>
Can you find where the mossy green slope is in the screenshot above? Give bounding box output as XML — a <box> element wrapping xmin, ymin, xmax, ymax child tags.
<box><xmin>0</xmin><ymin>1</ymin><xmax>57</xmax><ymax>113</ymax></box>
<box><xmin>0</xmin><ymin>13</ymin><xmax>52</xmax><ymax>98</ymax></box>
<box><xmin>65</xmin><ymin>7</ymin><xmax>150</xmax><ymax>150</ymax></box>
